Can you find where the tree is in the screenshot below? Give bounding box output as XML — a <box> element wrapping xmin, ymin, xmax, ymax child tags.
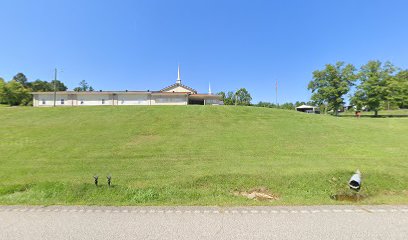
<box><xmin>280</xmin><ymin>102</ymin><xmax>295</xmax><ymax>110</ymax></box>
<box><xmin>256</xmin><ymin>101</ymin><xmax>277</xmax><ymax>108</ymax></box>
<box><xmin>308</xmin><ymin>62</ymin><xmax>357</xmax><ymax>115</ymax></box>
<box><xmin>28</xmin><ymin>80</ymin><xmax>53</xmax><ymax>92</ymax></box>
<box><xmin>235</xmin><ymin>88</ymin><xmax>252</xmax><ymax>106</ymax></box>
<box><xmin>12</xmin><ymin>73</ymin><xmax>28</xmax><ymax>87</ymax></box>
<box><xmin>387</xmin><ymin>70</ymin><xmax>408</xmax><ymax>109</ymax></box>
<box><xmin>74</xmin><ymin>80</ymin><xmax>93</xmax><ymax>92</ymax></box>
<box><xmin>79</xmin><ymin>80</ymin><xmax>89</xmax><ymax>91</ymax></box>
<box><xmin>3</xmin><ymin>80</ymin><xmax>30</xmax><ymax>106</ymax></box>
<box><xmin>0</xmin><ymin>78</ymin><xmax>6</xmax><ymax>104</ymax></box>
<box><xmin>218</xmin><ymin>91</ymin><xmax>235</xmax><ymax>105</ymax></box>
<box><xmin>50</xmin><ymin>80</ymin><xmax>68</xmax><ymax>91</ymax></box>
<box><xmin>351</xmin><ymin>61</ymin><xmax>396</xmax><ymax>116</ymax></box>
<box><xmin>295</xmin><ymin>101</ymin><xmax>306</xmax><ymax>107</ymax></box>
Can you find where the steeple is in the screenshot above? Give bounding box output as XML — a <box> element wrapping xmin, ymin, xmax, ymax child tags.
<box><xmin>208</xmin><ymin>82</ymin><xmax>212</xmax><ymax>95</ymax></box>
<box><xmin>176</xmin><ymin>64</ymin><xmax>181</xmax><ymax>84</ymax></box>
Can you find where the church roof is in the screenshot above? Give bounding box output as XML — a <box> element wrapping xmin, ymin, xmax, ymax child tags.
<box><xmin>160</xmin><ymin>83</ymin><xmax>197</xmax><ymax>94</ymax></box>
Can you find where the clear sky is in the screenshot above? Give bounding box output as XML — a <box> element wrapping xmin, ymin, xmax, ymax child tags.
<box><xmin>1</xmin><ymin>0</ymin><xmax>407</xmax><ymax>103</ymax></box>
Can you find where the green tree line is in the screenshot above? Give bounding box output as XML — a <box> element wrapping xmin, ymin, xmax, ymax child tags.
<box><xmin>0</xmin><ymin>73</ymin><xmax>67</xmax><ymax>106</ymax></box>
<box><xmin>218</xmin><ymin>87</ymin><xmax>309</xmax><ymax>110</ymax></box>
<box><xmin>308</xmin><ymin>60</ymin><xmax>408</xmax><ymax>116</ymax></box>
<box><xmin>218</xmin><ymin>88</ymin><xmax>252</xmax><ymax>106</ymax></box>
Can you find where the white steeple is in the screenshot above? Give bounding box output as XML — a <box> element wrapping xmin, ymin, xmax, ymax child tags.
<box><xmin>176</xmin><ymin>64</ymin><xmax>181</xmax><ymax>84</ymax></box>
<box><xmin>208</xmin><ymin>82</ymin><xmax>212</xmax><ymax>95</ymax></box>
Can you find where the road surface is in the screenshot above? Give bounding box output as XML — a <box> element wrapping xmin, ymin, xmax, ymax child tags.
<box><xmin>1</xmin><ymin>205</ymin><xmax>407</xmax><ymax>239</ymax></box>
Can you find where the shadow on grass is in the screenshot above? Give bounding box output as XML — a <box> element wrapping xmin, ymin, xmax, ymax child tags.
<box><xmin>339</xmin><ymin>115</ymin><xmax>408</xmax><ymax>118</ymax></box>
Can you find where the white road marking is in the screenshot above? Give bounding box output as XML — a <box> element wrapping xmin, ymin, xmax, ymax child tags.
<box><xmin>2</xmin><ymin>206</ymin><xmax>408</xmax><ymax>215</ymax></box>
<box><xmin>373</xmin><ymin>209</ymin><xmax>386</xmax><ymax>213</ymax></box>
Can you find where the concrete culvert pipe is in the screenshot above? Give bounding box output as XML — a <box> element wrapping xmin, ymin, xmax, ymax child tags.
<box><xmin>349</xmin><ymin>170</ymin><xmax>362</xmax><ymax>190</ymax></box>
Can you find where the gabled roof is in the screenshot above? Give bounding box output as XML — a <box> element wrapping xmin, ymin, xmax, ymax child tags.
<box><xmin>296</xmin><ymin>105</ymin><xmax>317</xmax><ymax>109</ymax></box>
<box><xmin>160</xmin><ymin>83</ymin><xmax>197</xmax><ymax>94</ymax></box>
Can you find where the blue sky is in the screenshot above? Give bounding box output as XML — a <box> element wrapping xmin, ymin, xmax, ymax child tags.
<box><xmin>1</xmin><ymin>0</ymin><xmax>407</xmax><ymax>103</ymax></box>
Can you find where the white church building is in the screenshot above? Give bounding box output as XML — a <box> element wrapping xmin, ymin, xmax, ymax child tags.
<box><xmin>31</xmin><ymin>66</ymin><xmax>223</xmax><ymax>107</ymax></box>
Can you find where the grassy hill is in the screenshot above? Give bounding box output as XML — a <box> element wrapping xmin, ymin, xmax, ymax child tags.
<box><xmin>1</xmin><ymin>106</ymin><xmax>407</xmax><ymax>205</ymax></box>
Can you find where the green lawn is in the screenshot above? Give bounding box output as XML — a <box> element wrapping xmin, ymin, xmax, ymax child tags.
<box><xmin>1</xmin><ymin>106</ymin><xmax>407</xmax><ymax>206</ymax></box>
<box><xmin>340</xmin><ymin>109</ymin><xmax>408</xmax><ymax>116</ymax></box>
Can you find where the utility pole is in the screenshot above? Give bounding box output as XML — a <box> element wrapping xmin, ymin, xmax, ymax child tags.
<box><xmin>53</xmin><ymin>68</ymin><xmax>57</xmax><ymax>107</ymax></box>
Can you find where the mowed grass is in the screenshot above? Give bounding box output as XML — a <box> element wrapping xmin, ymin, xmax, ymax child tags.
<box><xmin>0</xmin><ymin>106</ymin><xmax>407</xmax><ymax>206</ymax></box>
<box><xmin>340</xmin><ymin>109</ymin><xmax>408</xmax><ymax>116</ymax></box>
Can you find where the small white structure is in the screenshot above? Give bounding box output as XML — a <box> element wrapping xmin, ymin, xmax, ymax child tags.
<box><xmin>31</xmin><ymin>66</ymin><xmax>223</xmax><ymax>107</ymax></box>
<box><xmin>295</xmin><ymin>105</ymin><xmax>320</xmax><ymax>114</ymax></box>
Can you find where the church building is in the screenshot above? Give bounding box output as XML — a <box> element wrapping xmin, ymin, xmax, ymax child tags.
<box><xmin>31</xmin><ymin>66</ymin><xmax>223</xmax><ymax>107</ymax></box>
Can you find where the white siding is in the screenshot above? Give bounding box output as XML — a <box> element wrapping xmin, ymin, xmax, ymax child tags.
<box><xmin>152</xmin><ymin>96</ymin><xmax>187</xmax><ymax>105</ymax></box>
<box><xmin>77</xmin><ymin>94</ymin><xmax>112</xmax><ymax>106</ymax></box>
<box><xmin>117</xmin><ymin>94</ymin><xmax>149</xmax><ymax>105</ymax></box>
<box><xmin>37</xmin><ymin>94</ymin><xmax>70</xmax><ymax>106</ymax></box>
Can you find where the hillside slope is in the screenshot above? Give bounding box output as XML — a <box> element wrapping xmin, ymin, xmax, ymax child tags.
<box><xmin>0</xmin><ymin>106</ymin><xmax>407</xmax><ymax>205</ymax></box>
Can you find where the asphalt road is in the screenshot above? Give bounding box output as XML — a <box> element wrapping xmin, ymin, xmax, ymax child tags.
<box><xmin>1</xmin><ymin>205</ymin><xmax>407</xmax><ymax>240</ymax></box>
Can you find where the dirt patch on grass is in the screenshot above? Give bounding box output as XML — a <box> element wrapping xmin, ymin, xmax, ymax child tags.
<box><xmin>330</xmin><ymin>192</ymin><xmax>368</xmax><ymax>202</ymax></box>
<box><xmin>234</xmin><ymin>187</ymin><xmax>279</xmax><ymax>201</ymax></box>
